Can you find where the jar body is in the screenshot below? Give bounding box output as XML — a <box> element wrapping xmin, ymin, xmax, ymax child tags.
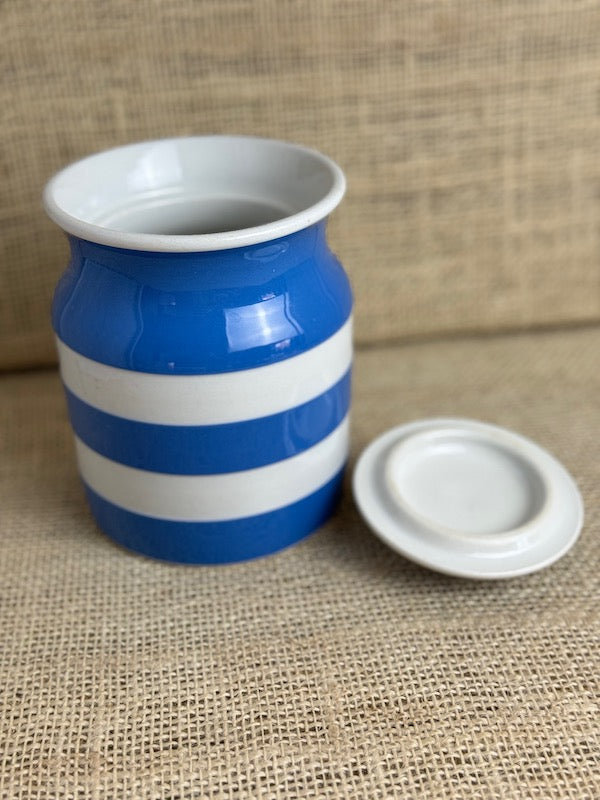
<box><xmin>52</xmin><ymin>221</ymin><xmax>353</xmax><ymax>562</ymax></box>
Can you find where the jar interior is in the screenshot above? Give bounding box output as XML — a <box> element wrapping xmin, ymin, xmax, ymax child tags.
<box><xmin>97</xmin><ymin>196</ymin><xmax>290</xmax><ymax>235</ymax></box>
<box><xmin>48</xmin><ymin>137</ymin><xmax>335</xmax><ymax>234</ymax></box>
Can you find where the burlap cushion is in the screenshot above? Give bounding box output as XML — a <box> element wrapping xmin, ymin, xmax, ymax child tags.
<box><xmin>1</xmin><ymin>328</ymin><xmax>598</xmax><ymax>798</ymax></box>
<box><xmin>3</xmin><ymin>1</ymin><xmax>600</xmax><ymax>369</ymax></box>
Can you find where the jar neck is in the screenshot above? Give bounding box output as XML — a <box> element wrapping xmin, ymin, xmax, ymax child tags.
<box><xmin>69</xmin><ymin>220</ymin><xmax>330</xmax><ymax>290</ymax></box>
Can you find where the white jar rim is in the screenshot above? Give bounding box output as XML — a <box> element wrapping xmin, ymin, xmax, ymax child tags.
<box><xmin>43</xmin><ymin>136</ymin><xmax>346</xmax><ymax>252</ymax></box>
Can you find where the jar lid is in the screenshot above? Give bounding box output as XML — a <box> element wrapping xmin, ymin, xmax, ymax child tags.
<box><xmin>352</xmin><ymin>418</ymin><xmax>583</xmax><ymax>579</ymax></box>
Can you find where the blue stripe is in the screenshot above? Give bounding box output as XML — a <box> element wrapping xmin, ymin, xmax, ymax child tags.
<box><xmin>64</xmin><ymin>370</ymin><xmax>351</xmax><ymax>474</ymax></box>
<box><xmin>83</xmin><ymin>468</ymin><xmax>344</xmax><ymax>563</ymax></box>
<box><xmin>52</xmin><ymin>223</ymin><xmax>353</xmax><ymax>374</ymax></box>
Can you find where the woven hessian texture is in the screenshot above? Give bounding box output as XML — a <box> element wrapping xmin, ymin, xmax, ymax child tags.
<box><xmin>4</xmin><ymin>1</ymin><xmax>600</xmax><ymax>369</ymax></box>
<box><xmin>1</xmin><ymin>328</ymin><xmax>599</xmax><ymax>798</ymax></box>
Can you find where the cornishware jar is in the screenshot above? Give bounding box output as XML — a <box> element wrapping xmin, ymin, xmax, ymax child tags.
<box><xmin>44</xmin><ymin>136</ymin><xmax>352</xmax><ymax>563</ymax></box>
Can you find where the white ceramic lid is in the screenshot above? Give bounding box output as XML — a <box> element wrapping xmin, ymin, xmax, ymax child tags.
<box><xmin>353</xmin><ymin>418</ymin><xmax>583</xmax><ymax>579</ymax></box>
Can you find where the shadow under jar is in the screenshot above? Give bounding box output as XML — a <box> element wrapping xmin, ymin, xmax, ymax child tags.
<box><xmin>45</xmin><ymin>136</ymin><xmax>352</xmax><ymax>563</ymax></box>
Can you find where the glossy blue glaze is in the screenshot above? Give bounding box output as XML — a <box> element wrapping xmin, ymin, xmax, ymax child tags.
<box><xmin>84</xmin><ymin>468</ymin><xmax>344</xmax><ymax>563</ymax></box>
<box><xmin>52</xmin><ymin>221</ymin><xmax>352</xmax><ymax>374</ymax></box>
<box><xmin>53</xmin><ymin>218</ymin><xmax>352</xmax><ymax>562</ymax></box>
<box><xmin>48</xmin><ymin>136</ymin><xmax>352</xmax><ymax>563</ymax></box>
<box><xmin>64</xmin><ymin>370</ymin><xmax>351</xmax><ymax>474</ymax></box>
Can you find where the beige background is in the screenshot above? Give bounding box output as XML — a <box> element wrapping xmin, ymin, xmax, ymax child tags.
<box><xmin>2</xmin><ymin>327</ymin><xmax>599</xmax><ymax>798</ymax></box>
<box><xmin>3</xmin><ymin>1</ymin><xmax>600</xmax><ymax>368</ymax></box>
<box><xmin>1</xmin><ymin>2</ymin><xmax>599</xmax><ymax>798</ymax></box>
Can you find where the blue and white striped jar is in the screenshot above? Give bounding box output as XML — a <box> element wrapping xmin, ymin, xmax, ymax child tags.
<box><xmin>45</xmin><ymin>136</ymin><xmax>352</xmax><ymax>563</ymax></box>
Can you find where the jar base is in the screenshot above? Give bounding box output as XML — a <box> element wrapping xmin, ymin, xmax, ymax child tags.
<box><xmin>83</xmin><ymin>468</ymin><xmax>345</xmax><ymax>564</ymax></box>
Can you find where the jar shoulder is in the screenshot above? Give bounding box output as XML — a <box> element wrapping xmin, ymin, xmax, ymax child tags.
<box><xmin>52</xmin><ymin>230</ymin><xmax>353</xmax><ymax>374</ymax></box>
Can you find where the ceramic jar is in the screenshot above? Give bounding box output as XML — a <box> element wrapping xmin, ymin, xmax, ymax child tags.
<box><xmin>44</xmin><ymin>136</ymin><xmax>352</xmax><ymax>563</ymax></box>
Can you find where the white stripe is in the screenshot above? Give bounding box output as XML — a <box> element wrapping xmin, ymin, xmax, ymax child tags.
<box><xmin>75</xmin><ymin>416</ymin><xmax>349</xmax><ymax>522</ymax></box>
<box><xmin>57</xmin><ymin>316</ymin><xmax>352</xmax><ymax>425</ymax></box>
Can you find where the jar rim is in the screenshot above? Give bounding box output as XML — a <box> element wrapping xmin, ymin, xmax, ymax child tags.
<box><xmin>43</xmin><ymin>136</ymin><xmax>346</xmax><ymax>252</ymax></box>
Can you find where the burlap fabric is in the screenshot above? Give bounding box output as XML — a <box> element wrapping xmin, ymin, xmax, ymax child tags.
<box><xmin>4</xmin><ymin>1</ymin><xmax>600</xmax><ymax>369</ymax></box>
<box><xmin>1</xmin><ymin>327</ymin><xmax>599</xmax><ymax>798</ymax></box>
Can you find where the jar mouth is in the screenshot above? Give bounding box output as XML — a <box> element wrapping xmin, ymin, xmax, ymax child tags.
<box><xmin>43</xmin><ymin>136</ymin><xmax>346</xmax><ymax>252</ymax></box>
